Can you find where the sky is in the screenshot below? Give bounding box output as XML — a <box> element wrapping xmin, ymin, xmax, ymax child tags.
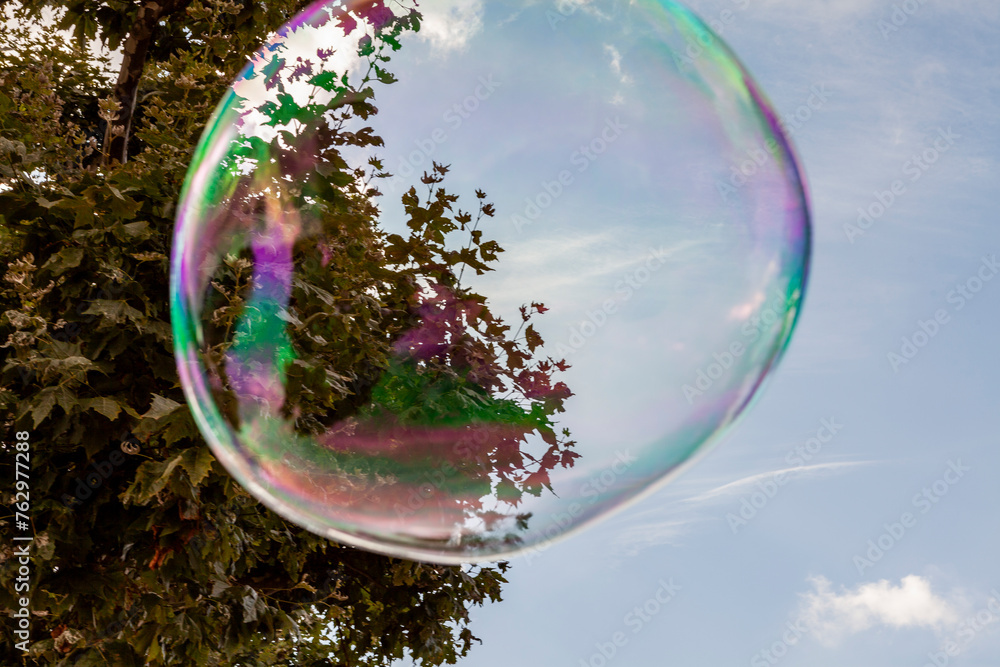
<box><xmin>3</xmin><ymin>0</ymin><xmax>998</xmax><ymax>663</ymax></box>
<box><xmin>385</xmin><ymin>0</ymin><xmax>1000</xmax><ymax>665</ymax></box>
<box><xmin>85</xmin><ymin>0</ymin><xmax>998</xmax><ymax>661</ymax></box>
<box><xmin>184</xmin><ymin>0</ymin><xmax>818</xmax><ymax>563</ymax></box>
<box><xmin>28</xmin><ymin>0</ymin><xmax>992</xmax><ymax>661</ymax></box>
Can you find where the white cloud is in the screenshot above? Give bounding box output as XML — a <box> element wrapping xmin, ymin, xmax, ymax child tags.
<box><xmin>417</xmin><ymin>0</ymin><xmax>485</xmax><ymax>53</ymax></box>
<box><xmin>800</xmin><ymin>575</ymin><xmax>961</xmax><ymax>645</ymax></box>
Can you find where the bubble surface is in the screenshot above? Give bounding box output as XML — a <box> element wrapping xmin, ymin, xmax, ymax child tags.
<box><xmin>171</xmin><ymin>0</ymin><xmax>810</xmax><ymax>563</ymax></box>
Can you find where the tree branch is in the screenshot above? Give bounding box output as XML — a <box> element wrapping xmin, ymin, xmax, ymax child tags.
<box><xmin>102</xmin><ymin>0</ymin><xmax>190</xmax><ymax>165</ymax></box>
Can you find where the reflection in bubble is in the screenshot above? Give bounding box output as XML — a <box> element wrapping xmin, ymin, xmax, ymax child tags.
<box><xmin>171</xmin><ymin>0</ymin><xmax>810</xmax><ymax>563</ymax></box>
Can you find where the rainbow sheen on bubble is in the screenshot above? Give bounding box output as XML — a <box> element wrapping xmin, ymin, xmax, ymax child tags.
<box><xmin>170</xmin><ymin>0</ymin><xmax>810</xmax><ymax>563</ymax></box>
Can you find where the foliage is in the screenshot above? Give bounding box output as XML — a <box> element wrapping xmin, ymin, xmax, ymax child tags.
<box><xmin>0</xmin><ymin>0</ymin><xmax>574</xmax><ymax>665</ymax></box>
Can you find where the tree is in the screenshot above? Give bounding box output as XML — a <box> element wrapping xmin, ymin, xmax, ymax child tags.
<box><xmin>189</xmin><ymin>1</ymin><xmax>578</xmax><ymax>550</ymax></box>
<box><xmin>0</xmin><ymin>0</ymin><xmax>575</xmax><ymax>664</ymax></box>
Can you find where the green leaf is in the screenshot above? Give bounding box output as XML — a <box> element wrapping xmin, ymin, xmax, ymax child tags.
<box><xmin>21</xmin><ymin>386</ymin><xmax>58</xmax><ymax>427</ymax></box>
<box><xmin>124</xmin><ymin>454</ymin><xmax>184</xmax><ymax>504</ymax></box>
<box><xmin>132</xmin><ymin>624</ymin><xmax>159</xmax><ymax>656</ymax></box>
<box><xmin>120</xmin><ymin>220</ymin><xmax>150</xmax><ymax>238</ymax></box>
<box><xmin>48</xmin><ymin>355</ymin><xmax>97</xmax><ymax>375</ymax></box>
<box><xmin>140</xmin><ymin>319</ymin><xmax>172</xmax><ymax>343</ymax></box>
<box><xmin>164</xmin><ymin>411</ymin><xmax>200</xmax><ymax>443</ymax></box>
<box><xmin>307</xmin><ymin>70</ymin><xmax>341</xmax><ymax>92</ymax></box>
<box><xmin>32</xmin><ymin>532</ymin><xmax>56</xmax><ymax>561</ymax></box>
<box><xmin>142</xmin><ymin>394</ymin><xmax>182</xmax><ymax>420</ymax></box>
<box><xmin>242</xmin><ymin>590</ymin><xmax>260</xmax><ymax>622</ymax></box>
<box><xmin>261</xmin><ymin>92</ymin><xmax>305</xmax><ymax>127</ymax></box>
<box><xmin>374</xmin><ymin>66</ymin><xmax>397</xmax><ymax>85</ymax></box>
<box><xmin>79</xmin><ymin>396</ymin><xmax>121</xmax><ymax>420</ymax></box>
<box><xmin>82</xmin><ymin>299</ymin><xmax>145</xmax><ymax>326</ymax></box>
<box><xmin>41</xmin><ymin>246</ymin><xmax>84</xmax><ymax>275</ymax></box>
<box><xmin>178</xmin><ymin>446</ymin><xmax>215</xmax><ymax>487</ymax></box>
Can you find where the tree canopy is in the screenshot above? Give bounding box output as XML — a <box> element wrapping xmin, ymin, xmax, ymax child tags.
<box><xmin>0</xmin><ymin>0</ymin><xmax>575</xmax><ymax>664</ymax></box>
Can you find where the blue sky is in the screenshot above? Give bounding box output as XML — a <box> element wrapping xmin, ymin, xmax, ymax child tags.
<box><xmin>153</xmin><ymin>0</ymin><xmax>999</xmax><ymax>658</ymax></box>
<box><xmin>207</xmin><ymin>0</ymin><xmax>818</xmax><ymax>562</ymax></box>
<box><xmin>388</xmin><ymin>0</ymin><xmax>1000</xmax><ymax>665</ymax></box>
<box><xmin>143</xmin><ymin>0</ymin><xmax>999</xmax><ymax>658</ymax></box>
<box><xmin>6</xmin><ymin>0</ymin><xmax>999</xmax><ymax>662</ymax></box>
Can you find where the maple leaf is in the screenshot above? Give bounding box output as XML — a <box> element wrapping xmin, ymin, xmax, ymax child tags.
<box><xmin>289</xmin><ymin>57</ymin><xmax>314</xmax><ymax>82</ymax></box>
<box><xmin>524</xmin><ymin>324</ymin><xmax>543</xmax><ymax>352</ymax></box>
<box><xmin>335</xmin><ymin>10</ymin><xmax>358</xmax><ymax>36</ymax></box>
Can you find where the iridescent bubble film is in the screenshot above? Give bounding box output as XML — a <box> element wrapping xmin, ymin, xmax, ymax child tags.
<box><xmin>171</xmin><ymin>0</ymin><xmax>810</xmax><ymax>563</ymax></box>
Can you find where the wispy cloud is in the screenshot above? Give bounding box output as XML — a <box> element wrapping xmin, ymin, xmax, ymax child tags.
<box><xmin>679</xmin><ymin>0</ymin><xmax>1000</xmax><ymax>377</ymax></box>
<box><xmin>603</xmin><ymin>43</ymin><xmax>632</xmax><ymax>85</ymax></box>
<box><xmin>611</xmin><ymin>519</ymin><xmax>692</xmax><ymax>559</ymax></box>
<box><xmin>605</xmin><ymin>460</ymin><xmax>869</xmax><ymax>563</ymax></box>
<box><xmin>475</xmin><ymin>231</ymin><xmax>707</xmax><ymax>315</ymax></box>
<box><xmin>689</xmin><ymin>462</ymin><xmax>868</xmax><ymax>503</ymax></box>
<box><xmin>750</xmin><ymin>0</ymin><xmax>1000</xmax><ymax>25</ymax></box>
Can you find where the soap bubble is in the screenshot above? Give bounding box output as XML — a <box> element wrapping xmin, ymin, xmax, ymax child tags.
<box><xmin>170</xmin><ymin>0</ymin><xmax>810</xmax><ymax>563</ymax></box>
